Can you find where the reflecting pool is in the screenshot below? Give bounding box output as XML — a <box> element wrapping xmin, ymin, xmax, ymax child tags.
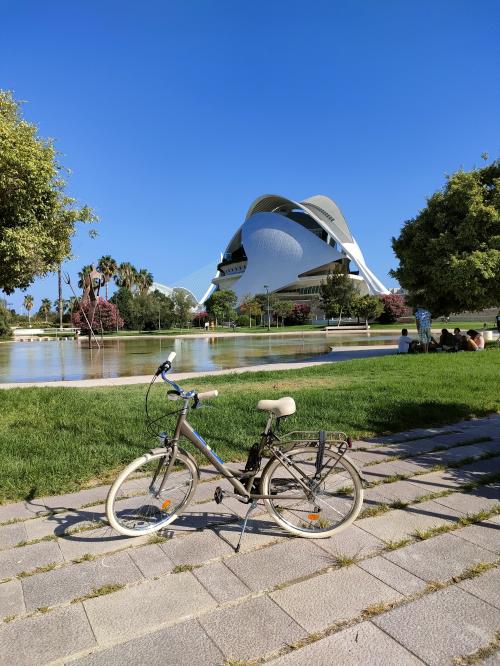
<box><xmin>0</xmin><ymin>332</ymin><xmax>398</xmax><ymax>383</ymax></box>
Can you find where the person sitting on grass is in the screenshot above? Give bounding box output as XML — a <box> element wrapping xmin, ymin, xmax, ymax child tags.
<box><xmin>397</xmin><ymin>328</ymin><xmax>412</xmax><ymax>354</ymax></box>
<box><xmin>467</xmin><ymin>329</ymin><xmax>484</xmax><ymax>350</ymax></box>
<box><xmin>459</xmin><ymin>332</ymin><xmax>478</xmax><ymax>351</ymax></box>
<box><xmin>439</xmin><ymin>328</ymin><xmax>455</xmax><ymax>351</ymax></box>
<box><xmin>453</xmin><ymin>327</ymin><xmax>462</xmax><ymax>350</ymax></box>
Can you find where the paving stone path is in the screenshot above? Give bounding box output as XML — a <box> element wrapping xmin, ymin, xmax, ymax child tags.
<box><xmin>0</xmin><ymin>414</ymin><xmax>499</xmax><ymax>665</ymax></box>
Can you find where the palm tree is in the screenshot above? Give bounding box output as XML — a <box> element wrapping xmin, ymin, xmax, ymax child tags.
<box><xmin>39</xmin><ymin>298</ymin><xmax>52</xmax><ymax>323</ymax></box>
<box><xmin>77</xmin><ymin>265</ymin><xmax>94</xmax><ymax>290</ymax></box>
<box><xmin>97</xmin><ymin>255</ymin><xmax>118</xmax><ymax>300</ymax></box>
<box><xmin>115</xmin><ymin>262</ymin><xmax>138</xmax><ymax>291</ymax></box>
<box><xmin>23</xmin><ymin>294</ymin><xmax>34</xmax><ymax>325</ymax></box>
<box><xmin>136</xmin><ymin>268</ymin><xmax>154</xmax><ymax>296</ymax></box>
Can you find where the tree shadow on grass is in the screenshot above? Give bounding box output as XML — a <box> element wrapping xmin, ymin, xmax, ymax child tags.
<box><xmin>360</xmin><ymin>400</ymin><xmax>495</xmax><ymax>442</ymax></box>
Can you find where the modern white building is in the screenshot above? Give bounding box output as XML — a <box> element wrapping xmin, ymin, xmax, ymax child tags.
<box><xmin>211</xmin><ymin>194</ymin><xmax>389</xmax><ymax>302</ymax></box>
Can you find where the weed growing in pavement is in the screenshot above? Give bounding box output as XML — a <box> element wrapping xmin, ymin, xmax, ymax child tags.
<box><xmin>72</xmin><ymin>553</ymin><xmax>96</xmax><ymax>564</ymax></box>
<box><xmin>17</xmin><ymin>562</ymin><xmax>58</xmax><ymax>578</ymax></box>
<box><xmin>72</xmin><ymin>583</ymin><xmax>125</xmax><ymax>603</ymax></box>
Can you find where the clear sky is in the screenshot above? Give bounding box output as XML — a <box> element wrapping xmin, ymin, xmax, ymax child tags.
<box><xmin>2</xmin><ymin>0</ymin><xmax>499</xmax><ymax>311</ymax></box>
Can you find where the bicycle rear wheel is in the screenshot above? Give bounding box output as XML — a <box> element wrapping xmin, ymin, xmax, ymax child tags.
<box><xmin>261</xmin><ymin>446</ymin><xmax>363</xmax><ymax>538</ymax></box>
<box><xmin>106</xmin><ymin>450</ymin><xmax>198</xmax><ymax>536</ymax></box>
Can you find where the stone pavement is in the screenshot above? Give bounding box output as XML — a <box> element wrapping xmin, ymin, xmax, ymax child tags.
<box><xmin>0</xmin><ymin>414</ymin><xmax>499</xmax><ymax>665</ymax></box>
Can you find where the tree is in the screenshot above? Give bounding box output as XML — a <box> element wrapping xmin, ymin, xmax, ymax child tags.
<box><xmin>110</xmin><ymin>287</ymin><xmax>135</xmax><ymax>329</ymax></box>
<box><xmin>97</xmin><ymin>256</ymin><xmax>118</xmax><ymax>300</ymax></box>
<box><xmin>287</xmin><ymin>303</ymin><xmax>311</xmax><ymax>325</ymax></box>
<box><xmin>0</xmin><ymin>91</ymin><xmax>96</xmax><ymax>294</ymax></box>
<box><xmin>172</xmin><ymin>288</ymin><xmax>197</xmax><ymax>327</ymax></box>
<box><xmin>136</xmin><ymin>268</ymin><xmax>154</xmax><ymax>296</ymax></box>
<box><xmin>319</xmin><ymin>269</ymin><xmax>357</xmax><ymax>325</ymax></box>
<box><xmin>115</xmin><ymin>262</ymin><xmax>137</xmax><ymax>291</ymax></box>
<box><xmin>38</xmin><ymin>298</ymin><xmax>52</xmax><ymax>323</ymax></box>
<box><xmin>254</xmin><ymin>292</ymin><xmax>277</xmax><ymax>327</ymax></box>
<box><xmin>0</xmin><ymin>300</ymin><xmax>12</xmax><ymax>338</ymax></box>
<box><xmin>377</xmin><ymin>294</ymin><xmax>409</xmax><ymax>324</ymax></box>
<box><xmin>352</xmin><ymin>294</ymin><xmax>383</xmax><ymax>328</ymax></box>
<box><xmin>205</xmin><ymin>289</ymin><xmax>237</xmax><ymax>325</ymax></box>
<box><xmin>239</xmin><ymin>294</ymin><xmax>261</xmax><ymax>327</ymax></box>
<box><xmin>391</xmin><ymin>160</ymin><xmax>500</xmax><ymax>315</ymax></box>
<box><xmin>273</xmin><ymin>300</ymin><xmax>293</xmax><ymax>327</ymax></box>
<box><xmin>23</xmin><ymin>294</ymin><xmax>34</xmax><ymax>325</ymax></box>
<box><xmin>77</xmin><ymin>265</ymin><xmax>94</xmax><ymax>290</ymax></box>
<box><xmin>71</xmin><ymin>298</ymin><xmax>123</xmax><ymax>335</ymax></box>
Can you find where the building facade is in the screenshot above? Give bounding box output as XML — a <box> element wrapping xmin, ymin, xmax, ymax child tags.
<box><xmin>211</xmin><ymin>194</ymin><xmax>389</xmax><ymax>303</ymax></box>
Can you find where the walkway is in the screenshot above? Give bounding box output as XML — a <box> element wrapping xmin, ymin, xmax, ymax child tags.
<box><xmin>0</xmin><ymin>414</ymin><xmax>499</xmax><ymax>664</ymax></box>
<box><xmin>0</xmin><ymin>345</ymin><xmax>397</xmax><ymax>389</ymax></box>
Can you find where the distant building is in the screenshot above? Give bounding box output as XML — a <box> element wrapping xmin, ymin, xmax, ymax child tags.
<box><xmin>211</xmin><ymin>194</ymin><xmax>389</xmax><ymax>302</ymax></box>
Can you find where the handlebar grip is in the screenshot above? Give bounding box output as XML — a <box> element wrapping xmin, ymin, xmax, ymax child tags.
<box><xmin>197</xmin><ymin>390</ymin><xmax>219</xmax><ymax>400</ymax></box>
<box><xmin>167</xmin><ymin>351</ymin><xmax>176</xmax><ymax>363</ymax></box>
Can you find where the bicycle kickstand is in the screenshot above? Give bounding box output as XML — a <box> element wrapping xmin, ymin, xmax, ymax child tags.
<box><xmin>235</xmin><ymin>501</ymin><xmax>258</xmax><ymax>553</ymax></box>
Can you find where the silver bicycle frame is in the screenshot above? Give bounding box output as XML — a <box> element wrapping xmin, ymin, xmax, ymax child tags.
<box><xmin>158</xmin><ymin>400</ymin><xmax>328</xmax><ymax>502</ymax></box>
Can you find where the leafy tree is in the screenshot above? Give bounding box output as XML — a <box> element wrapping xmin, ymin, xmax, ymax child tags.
<box><xmin>193</xmin><ymin>310</ymin><xmax>208</xmax><ymax>327</ymax></box>
<box><xmin>110</xmin><ymin>287</ymin><xmax>135</xmax><ymax>328</ymax></box>
<box><xmin>71</xmin><ymin>298</ymin><xmax>123</xmax><ymax>334</ymax></box>
<box><xmin>239</xmin><ymin>294</ymin><xmax>262</xmax><ymax>327</ymax></box>
<box><xmin>172</xmin><ymin>289</ymin><xmax>197</xmax><ymax>326</ymax></box>
<box><xmin>38</xmin><ymin>298</ymin><xmax>53</xmax><ymax>323</ymax></box>
<box><xmin>319</xmin><ymin>269</ymin><xmax>357</xmax><ymax>325</ymax></box>
<box><xmin>0</xmin><ymin>300</ymin><xmax>12</xmax><ymax>338</ymax></box>
<box><xmin>286</xmin><ymin>303</ymin><xmax>311</xmax><ymax>325</ymax></box>
<box><xmin>205</xmin><ymin>289</ymin><xmax>237</xmax><ymax>325</ymax></box>
<box><xmin>377</xmin><ymin>294</ymin><xmax>409</xmax><ymax>324</ymax></box>
<box><xmin>97</xmin><ymin>255</ymin><xmax>118</xmax><ymax>300</ymax></box>
<box><xmin>23</xmin><ymin>294</ymin><xmax>34</xmax><ymax>324</ymax></box>
<box><xmin>115</xmin><ymin>262</ymin><xmax>137</xmax><ymax>291</ymax></box>
<box><xmin>391</xmin><ymin>160</ymin><xmax>500</xmax><ymax>315</ymax></box>
<box><xmin>352</xmin><ymin>294</ymin><xmax>383</xmax><ymax>327</ymax></box>
<box><xmin>273</xmin><ymin>300</ymin><xmax>293</xmax><ymax>327</ymax></box>
<box><xmin>136</xmin><ymin>268</ymin><xmax>154</xmax><ymax>296</ymax></box>
<box><xmin>0</xmin><ymin>91</ymin><xmax>96</xmax><ymax>294</ymax></box>
<box><xmin>254</xmin><ymin>292</ymin><xmax>277</xmax><ymax>327</ymax></box>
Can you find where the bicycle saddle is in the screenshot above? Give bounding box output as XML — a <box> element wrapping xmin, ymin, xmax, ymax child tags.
<box><xmin>257</xmin><ymin>397</ymin><xmax>296</xmax><ymax>417</ymax></box>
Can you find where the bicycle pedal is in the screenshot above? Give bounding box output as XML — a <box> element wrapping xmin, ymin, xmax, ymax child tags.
<box><xmin>214</xmin><ymin>486</ymin><xmax>224</xmax><ymax>504</ymax></box>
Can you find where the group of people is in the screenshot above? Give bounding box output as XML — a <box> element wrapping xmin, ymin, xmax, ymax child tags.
<box><xmin>397</xmin><ymin>307</ymin><xmax>485</xmax><ymax>354</ymax></box>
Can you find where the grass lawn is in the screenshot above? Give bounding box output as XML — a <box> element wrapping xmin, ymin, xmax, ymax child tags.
<box><xmin>0</xmin><ymin>349</ymin><xmax>498</xmax><ymax>503</ymax></box>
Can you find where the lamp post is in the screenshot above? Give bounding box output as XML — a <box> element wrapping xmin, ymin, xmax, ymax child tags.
<box><xmin>158</xmin><ymin>309</ymin><xmax>161</xmax><ymax>331</ymax></box>
<box><xmin>264</xmin><ymin>285</ymin><xmax>270</xmax><ymax>331</ymax></box>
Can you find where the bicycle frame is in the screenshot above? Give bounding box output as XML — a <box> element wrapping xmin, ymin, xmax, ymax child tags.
<box><xmin>156</xmin><ymin>399</ymin><xmax>326</xmax><ymax>503</ymax></box>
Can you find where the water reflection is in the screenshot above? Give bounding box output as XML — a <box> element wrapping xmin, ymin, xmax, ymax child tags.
<box><xmin>0</xmin><ymin>333</ymin><xmax>398</xmax><ymax>383</ymax></box>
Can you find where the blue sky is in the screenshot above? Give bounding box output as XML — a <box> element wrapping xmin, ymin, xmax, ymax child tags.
<box><xmin>2</xmin><ymin>0</ymin><xmax>499</xmax><ymax>311</ymax></box>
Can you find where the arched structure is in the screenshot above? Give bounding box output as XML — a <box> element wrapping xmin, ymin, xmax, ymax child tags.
<box><xmin>212</xmin><ymin>194</ymin><xmax>389</xmax><ymax>302</ymax></box>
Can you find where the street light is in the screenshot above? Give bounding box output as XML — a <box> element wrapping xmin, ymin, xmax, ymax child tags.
<box><xmin>264</xmin><ymin>285</ymin><xmax>270</xmax><ymax>331</ymax></box>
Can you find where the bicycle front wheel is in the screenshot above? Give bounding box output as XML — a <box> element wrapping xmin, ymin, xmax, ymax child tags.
<box><xmin>261</xmin><ymin>446</ymin><xmax>363</xmax><ymax>538</ymax></box>
<box><xmin>106</xmin><ymin>450</ymin><xmax>198</xmax><ymax>537</ymax></box>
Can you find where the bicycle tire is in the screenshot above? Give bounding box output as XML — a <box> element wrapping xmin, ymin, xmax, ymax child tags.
<box><xmin>106</xmin><ymin>450</ymin><xmax>198</xmax><ymax>537</ymax></box>
<box><xmin>260</xmin><ymin>446</ymin><xmax>363</xmax><ymax>538</ymax></box>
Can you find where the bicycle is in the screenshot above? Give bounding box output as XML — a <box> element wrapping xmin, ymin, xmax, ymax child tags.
<box><xmin>106</xmin><ymin>352</ymin><xmax>364</xmax><ymax>550</ymax></box>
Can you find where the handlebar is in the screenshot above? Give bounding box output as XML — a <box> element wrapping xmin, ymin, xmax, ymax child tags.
<box><xmin>156</xmin><ymin>352</ymin><xmax>219</xmax><ymax>403</ymax></box>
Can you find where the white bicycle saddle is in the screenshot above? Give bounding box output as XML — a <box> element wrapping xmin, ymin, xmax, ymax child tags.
<box><xmin>256</xmin><ymin>397</ymin><xmax>296</xmax><ymax>418</ymax></box>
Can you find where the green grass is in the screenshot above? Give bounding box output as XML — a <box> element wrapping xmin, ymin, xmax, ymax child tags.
<box><xmin>0</xmin><ymin>349</ymin><xmax>498</xmax><ymax>502</ymax></box>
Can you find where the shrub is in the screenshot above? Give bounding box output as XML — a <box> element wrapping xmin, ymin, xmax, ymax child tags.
<box><xmin>286</xmin><ymin>303</ymin><xmax>311</xmax><ymax>325</ymax></box>
<box><xmin>71</xmin><ymin>298</ymin><xmax>123</xmax><ymax>334</ymax></box>
<box><xmin>236</xmin><ymin>314</ymin><xmax>250</xmax><ymax>326</ymax></box>
<box><xmin>377</xmin><ymin>295</ymin><xmax>409</xmax><ymax>324</ymax></box>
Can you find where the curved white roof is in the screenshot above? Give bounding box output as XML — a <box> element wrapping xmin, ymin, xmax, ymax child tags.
<box><xmin>240</xmin><ymin>194</ymin><xmax>388</xmax><ymax>295</ymax></box>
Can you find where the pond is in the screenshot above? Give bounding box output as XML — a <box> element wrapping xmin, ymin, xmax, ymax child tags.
<box><xmin>0</xmin><ymin>332</ymin><xmax>398</xmax><ymax>383</ymax></box>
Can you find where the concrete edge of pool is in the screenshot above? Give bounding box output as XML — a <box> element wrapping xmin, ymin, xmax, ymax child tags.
<box><xmin>0</xmin><ymin>345</ymin><xmax>397</xmax><ymax>389</ymax></box>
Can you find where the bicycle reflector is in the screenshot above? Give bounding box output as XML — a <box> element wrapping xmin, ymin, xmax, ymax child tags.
<box><xmin>161</xmin><ymin>499</ymin><xmax>171</xmax><ymax>510</ymax></box>
<box><xmin>307</xmin><ymin>513</ymin><xmax>320</xmax><ymax>521</ymax></box>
